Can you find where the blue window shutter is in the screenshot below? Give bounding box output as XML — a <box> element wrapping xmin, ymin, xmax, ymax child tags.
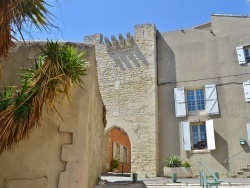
<box><xmin>236</xmin><ymin>46</ymin><xmax>246</xmax><ymax>64</ymax></box>
<box><xmin>247</xmin><ymin>123</ymin><xmax>250</xmax><ymax>144</ymax></box>
<box><xmin>206</xmin><ymin>120</ymin><xmax>216</xmax><ymax>150</ymax></box>
<box><xmin>205</xmin><ymin>84</ymin><xmax>219</xmax><ymax>115</ymax></box>
<box><xmin>174</xmin><ymin>87</ymin><xmax>186</xmax><ymax>117</ymax></box>
<box><xmin>243</xmin><ymin>81</ymin><xmax>250</xmax><ymax>102</ymax></box>
<box><xmin>181</xmin><ymin>122</ymin><xmax>191</xmax><ymax>151</ymax></box>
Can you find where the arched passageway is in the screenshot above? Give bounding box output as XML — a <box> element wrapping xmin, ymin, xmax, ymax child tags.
<box><xmin>106</xmin><ymin>126</ymin><xmax>131</xmax><ymax>173</ymax></box>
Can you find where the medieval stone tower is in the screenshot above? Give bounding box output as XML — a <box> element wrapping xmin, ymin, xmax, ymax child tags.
<box><xmin>84</xmin><ymin>24</ymin><xmax>158</xmax><ymax>177</ymax></box>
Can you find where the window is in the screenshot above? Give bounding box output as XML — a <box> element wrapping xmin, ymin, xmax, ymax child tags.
<box><xmin>244</xmin><ymin>49</ymin><xmax>250</xmax><ymax>63</ymax></box>
<box><xmin>187</xmin><ymin>89</ymin><xmax>205</xmax><ymax>115</ymax></box>
<box><xmin>243</xmin><ymin>81</ymin><xmax>250</xmax><ymax>102</ymax></box>
<box><xmin>113</xmin><ymin>142</ymin><xmax>128</xmax><ymax>163</ymax></box>
<box><xmin>174</xmin><ymin>84</ymin><xmax>219</xmax><ymax>117</ymax></box>
<box><xmin>236</xmin><ymin>46</ymin><xmax>250</xmax><ymax>64</ymax></box>
<box><xmin>113</xmin><ymin>142</ymin><xmax>120</xmax><ymax>159</ymax></box>
<box><xmin>191</xmin><ymin>123</ymin><xmax>207</xmax><ymax>150</ymax></box>
<box><xmin>123</xmin><ymin>146</ymin><xmax>128</xmax><ymax>163</ymax></box>
<box><xmin>181</xmin><ymin>120</ymin><xmax>215</xmax><ymax>151</ymax></box>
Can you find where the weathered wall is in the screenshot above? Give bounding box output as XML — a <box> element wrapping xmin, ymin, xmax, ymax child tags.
<box><xmin>85</xmin><ymin>24</ymin><xmax>159</xmax><ymax>177</ymax></box>
<box><xmin>0</xmin><ymin>42</ymin><xmax>107</xmax><ymax>188</ymax></box>
<box><xmin>158</xmin><ymin>15</ymin><xmax>250</xmax><ymax>176</ymax></box>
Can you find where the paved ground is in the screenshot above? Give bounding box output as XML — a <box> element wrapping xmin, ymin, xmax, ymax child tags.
<box><xmin>95</xmin><ymin>173</ymin><xmax>250</xmax><ymax>187</ymax></box>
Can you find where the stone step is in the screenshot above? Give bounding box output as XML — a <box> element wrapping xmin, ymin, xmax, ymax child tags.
<box><xmin>230</xmin><ymin>174</ymin><xmax>237</xmax><ymax>178</ymax></box>
<box><xmin>241</xmin><ymin>168</ymin><xmax>250</xmax><ymax>172</ymax></box>
<box><xmin>236</xmin><ymin>171</ymin><xmax>244</xmax><ymax>175</ymax></box>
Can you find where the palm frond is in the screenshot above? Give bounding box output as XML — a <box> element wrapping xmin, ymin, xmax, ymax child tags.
<box><xmin>0</xmin><ymin>40</ymin><xmax>87</xmax><ymax>154</ymax></box>
<box><xmin>0</xmin><ymin>0</ymin><xmax>54</xmax><ymax>60</ymax></box>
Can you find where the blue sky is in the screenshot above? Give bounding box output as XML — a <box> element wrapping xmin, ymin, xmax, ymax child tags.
<box><xmin>22</xmin><ymin>0</ymin><xmax>250</xmax><ymax>42</ymax></box>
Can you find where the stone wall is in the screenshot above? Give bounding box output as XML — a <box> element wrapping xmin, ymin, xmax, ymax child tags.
<box><xmin>84</xmin><ymin>24</ymin><xmax>159</xmax><ymax>177</ymax></box>
<box><xmin>0</xmin><ymin>42</ymin><xmax>107</xmax><ymax>188</ymax></box>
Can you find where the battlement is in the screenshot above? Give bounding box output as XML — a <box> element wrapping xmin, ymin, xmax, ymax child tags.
<box><xmin>104</xmin><ymin>32</ymin><xmax>133</xmax><ymax>50</ymax></box>
<box><xmin>84</xmin><ymin>33</ymin><xmax>103</xmax><ymax>44</ymax></box>
<box><xmin>84</xmin><ymin>24</ymin><xmax>155</xmax><ymax>51</ymax></box>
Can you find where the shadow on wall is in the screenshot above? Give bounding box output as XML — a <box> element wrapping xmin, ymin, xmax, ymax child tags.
<box><xmin>107</xmin><ymin>43</ymin><xmax>149</xmax><ymax>71</ymax></box>
<box><xmin>211</xmin><ymin>131</ymin><xmax>228</xmax><ymax>170</ymax></box>
<box><xmin>157</xmin><ymin>31</ymin><xmax>180</xmax><ymax>176</ymax></box>
<box><xmin>156</xmin><ymin>31</ymin><xmax>176</xmax><ymax>84</ymax></box>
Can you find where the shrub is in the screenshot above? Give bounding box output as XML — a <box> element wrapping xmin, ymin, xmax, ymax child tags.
<box><xmin>164</xmin><ymin>155</ymin><xmax>182</xmax><ymax>167</ymax></box>
<box><xmin>111</xmin><ymin>158</ymin><xmax>120</xmax><ymax>169</ymax></box>
<box><xmin>183</xmin><ymin>161</ymin><xmax>192</xmax><ymax>167</ymax></box>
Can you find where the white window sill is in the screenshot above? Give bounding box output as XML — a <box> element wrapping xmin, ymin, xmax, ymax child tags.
<box><xmin>189</xmin><ymin>149</ymin><xmax>211</xmax><ymax>154</ymax></box>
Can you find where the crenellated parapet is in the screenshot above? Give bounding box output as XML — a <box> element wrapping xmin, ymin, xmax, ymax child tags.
<box><xmin>104</xmin><ymin>32</ymin><xmax>133</xmax><ymax>50</ymax></box>
<box><xmin>84</xmin><ymin>33</ymin><xmax>103</xmax><ymax>45</ymax></box>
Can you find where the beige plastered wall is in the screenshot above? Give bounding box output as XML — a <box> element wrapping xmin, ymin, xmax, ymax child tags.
<box><xmin>0</xmin><ymin>42</ymin><xmax>108</xmax><ymax>188</ymax></box>
<box><xmin>157</xmin><ymin>15</ymin><xmax>250</xmax><ymax>176</ymax></box>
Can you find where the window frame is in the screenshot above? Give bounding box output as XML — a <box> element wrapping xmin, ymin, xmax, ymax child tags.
<box><xmin>112</xmin><ymin>142</ymin><xmax>129</xmax><ymax>164</ymax></box>
<box><xmin>191</xmin><ymin>122</ymin><xmax>207</xmax><ymax>151</ymax></box>
<box><xmin>174</xmin><ymin>84</ymin><xmax>219</xmax><ymax>117</ymax></box>
<box><xmin>236</xmin><ymin>45</ymin><xmax>250</xmax><ymax>64</ymax></box>
<box><xmin>186</xmin><ymin>88</ymin><xmax>206</xmax><ymax>116</ymax></box>
<box><xmin>244</xmin><ymin>48</ymin><xmax>250</xmax><ymax>63</ymax></box>
<box><xmin>180</xmin><ymin>120</ymin><xmax>216</xmax><ymax>152</ymax></box>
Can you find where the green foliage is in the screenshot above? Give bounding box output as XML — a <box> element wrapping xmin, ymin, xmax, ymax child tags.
<box><xmin>111</xmin><ymin>158</ymin><xmax>120</xmax><ymax>169</ymax></box>
<box><xmin>0</xmin><ymin>82</ymin><xmax>14</xmax><ymax>111</ymax></box>
<box><xmin>0</xmin><ymin>0</ymin><xmax>54</xmax><ymax>60</ymax></box>
<box><xmin>164</xmin><ymin>155</ymin><xmax>192</xmax><ymax>168</ymax></box>
<box><xmin>183</xmin><ymin>161</ymin><xmax>192</xmax><ymax>167</ymax></box>
<box><xmin>0</xmin><ymin>40</ymin><xmax>87</xmax><ymax>154</ymax></box>
<box><xmin>164</xmin><ymin>155</ymin><xmax>182</xmax><ymax>167</ymax></box>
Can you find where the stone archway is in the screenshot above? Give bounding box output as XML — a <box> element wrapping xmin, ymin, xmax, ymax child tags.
<box><xmin>105</xmin><ymin>126</ymin><xmax>131</xmax><ymax>173</ymax></box>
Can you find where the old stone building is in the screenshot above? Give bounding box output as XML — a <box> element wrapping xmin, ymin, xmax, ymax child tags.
<box><xmin>85</xmin><ymin>24</ymin><xmax>159</xmax><ymax>177</ymax></box>
<box><xmin>85</xmin><ymin>14</ymin><xmax>250</xmax><ymax>177</ymax></box>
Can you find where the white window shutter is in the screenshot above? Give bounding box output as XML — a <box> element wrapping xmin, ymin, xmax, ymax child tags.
<box><xmin>113</xmin><ymin>142</ymin><xmax>117</xmax><ymax>158</ymax></box>
<box><xmin>205</xmin><ymin>84</ymin><xmax>219</xmax><ymax>115</ymax></box>
<box><xmin>181</xmin><ymin>122</ymin><xmax>191</xmax><ymax>151</ymax></box>
<box><xmin>246</xmin><ymin>123</ymin><xmax>250</xmax><ymax>144</ymax></box>
<box><xmin>243</xmin><ymin>81</ymin><xmax>250</xmax><ymax>102</ymax></box>
<box><xmin>123</xmin><ymin>147</ymin><xmax>127</xmax><ymax>163</ymax></box>
<box><xmin>120</xmin><ymin>145</ymin><xmax>124</xmax><ymax>162</ymax></box>
<box><xmin>236</xmin><ymin>46</ymin><xmax>246</xmax><ymax>64</ymax></box>
<box><xmin>174</xmin><ymin>87</ymin><xmax>186</xmax><ymax>117</ymax></box>
<box><xmin>206</xmin><ymin>120</ymin><xmax>216</xmax><ymax>150</ymax></box>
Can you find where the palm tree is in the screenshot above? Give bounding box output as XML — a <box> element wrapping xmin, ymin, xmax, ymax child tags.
<box><xmin>0</xmin><ymin>0</ymin><xmax>53</xmax><ymax>60</ymax></box>
<box><xmin>0</xmin><ymin>40</ymin><xmax>87</xmax><ymax>154</ymax></box>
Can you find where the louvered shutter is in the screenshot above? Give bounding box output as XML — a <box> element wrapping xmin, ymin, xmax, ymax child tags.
<box><xmin>123</xmin><ymin>147</ymin><xmax>128</xmax><ymax>163</ymax></box>
<box><xmin>174</xmin><ymin>87</ymin><xmax>186</xmax><ymax>117</ymax></box>
<box><xmin>113</xmin><ymin>142</ymin><xmax>117</xmax><ymax>158</ymax></box>
<box><xmin>243</xmin><ymin>81</ymin><xmax>250</xmax><ymax>102</ymax></box>
<box><xmin>120</xmin><ymin>145</ymin><xmax>124</xmax><ymax>162</ymax></box>
<box><xmin>205</xmin><ymin>84</ymin><xmax>219</xmax><ymax>115</ymax></box>
<box><xmin>181</xmin><ymin>122</ymin><xmax>191</xmax><ymax>151</ymax></box>
<box><xmin>236</xmin><ymin>46</ymin><xmax>246</xmax><ymax>64</ymax></box>
<box><xmin>206</xmin><ymin>120</ymin><xmax>216</xmax><ymax>150</ymax></box>
<box><xmin>247</xmin><ymin>123</ymin><xmax>250</xmax><ymax>144</ymax></box>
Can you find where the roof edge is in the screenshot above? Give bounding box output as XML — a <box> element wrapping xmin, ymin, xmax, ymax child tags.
<box><xmin>211</xmin><ymin>14</ymin><xmax>250</xmax><ymax>18</ymax></box>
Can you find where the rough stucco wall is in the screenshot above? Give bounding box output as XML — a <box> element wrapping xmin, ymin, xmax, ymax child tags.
<box><xmin>0</xmin><ymin>42</ymin><xmax>107</xmax><ymax>188</ymax></box>
<box><xmin>85</xmin><ymin>24</ymin><xmax>159</xmax><ymax>177</ymax></box>
<box><xmin>157</xmin><ymin>15</ymin><xmax>250</xmax><ymax>176</ymax></box>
